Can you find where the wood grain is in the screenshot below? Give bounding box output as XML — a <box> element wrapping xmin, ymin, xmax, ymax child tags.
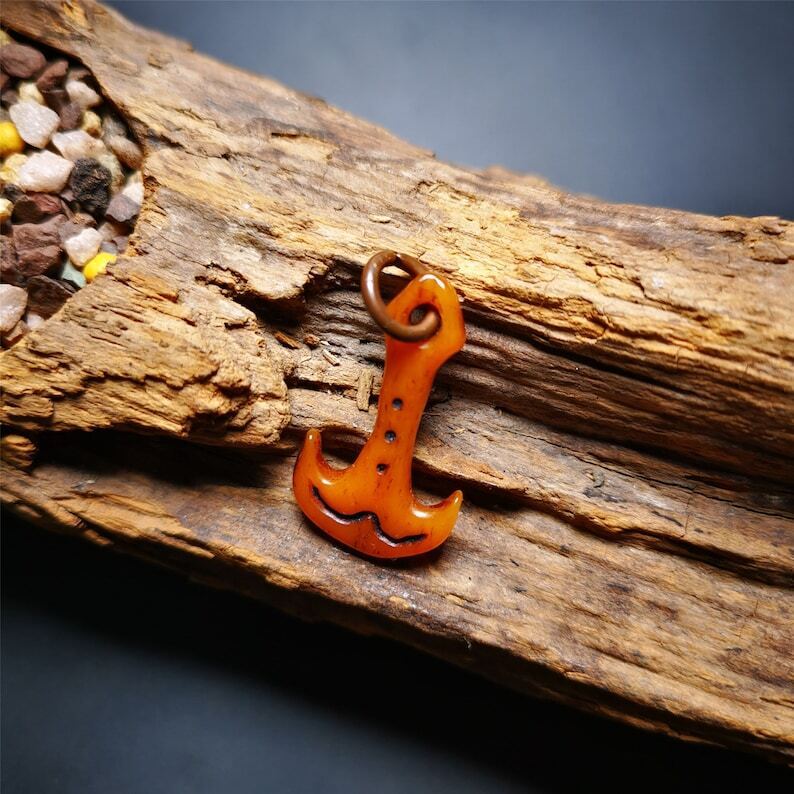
<box><xmin>1</xmin><ymin>0</ymin><xmax>792</xmax><ymax>762</ymax></box>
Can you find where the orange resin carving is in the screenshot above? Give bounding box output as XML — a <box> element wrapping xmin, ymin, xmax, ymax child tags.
<box><xmin>293</xmin><ymin>254</ymin><xmax>465</xmax><ymax>559</ymax></box>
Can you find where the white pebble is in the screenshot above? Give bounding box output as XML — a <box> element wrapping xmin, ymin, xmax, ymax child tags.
<box><xmin>51</xmin><ymin>129</ymin><xmax>105</xmax><ymax>161</ymax></box>
<box><xmin>18</xmin><ymin>81</ymin><xmax>44</xmax><ymax>105</ymax></box>
<box><xmin>25</xmin><ymin>312</ymin><xmax>46</xmax><ymax>330</ymax></box>
<box><xmin>9</xmin><ymin>101</ymin><xmax>60</xmax><ymax>148</ymax></box>
<box><xmin>64</xmin><ymin>227</ymin><xmax>103</xmax><ymax>267</ymax></box>
<box><xmin>17</xmin><ymin>150</ymin><xmax>74</xmax><ymax>193</ymax></box>
<box><xmin>122</xmin><ymin>179</ymin><xmax>144</xmax><ymax>205</ymax></box>
<box><xmin>0</xmin><ymin>284</ymin><xmax>28</xmax><ymax>334</ymax></box>
<box><xmin>66</xmin><ymin>80</ymin><xmax>101</xmax><ymax>110</ymax></box>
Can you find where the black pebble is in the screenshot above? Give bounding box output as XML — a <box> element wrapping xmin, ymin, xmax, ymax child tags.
<box><xmin>68</xmin><ymin>158</ymin><xmax>112</xmax><ymax>217</ymax></box>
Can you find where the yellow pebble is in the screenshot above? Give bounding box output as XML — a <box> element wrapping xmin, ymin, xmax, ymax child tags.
<box><xmin>81</xmin><ymin>110</ymin><xmax>102</xmax><ymax>137</ymax></box>
<box><xmin>0</xmin><ymin>197</ymin><xmax>12</xmax><ymax>224</ymax></box>
<box><xmin>83</xmin><ymin>252</ymin><xmax>116</xmax><ymax>282</ymax></box>
<box><xmin>19</xmin><ymin>81</ymin><xmax>45</xmax><ymax>105</ymax></box>
<box><xmin>0</xmin><ymin>153</ymin><xmax>27</xmax><ymax>183</ymax></box>
<box><xmin>0</xmin><ymin>121</ymin><xmax>25</xmax><ymax>158</ymax></box>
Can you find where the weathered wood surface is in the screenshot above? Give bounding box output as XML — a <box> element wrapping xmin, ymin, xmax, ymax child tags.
<box><xmin>2</xmin><ymin>0</ymin><xmax>793</xmax><ymax>762</ymax></box>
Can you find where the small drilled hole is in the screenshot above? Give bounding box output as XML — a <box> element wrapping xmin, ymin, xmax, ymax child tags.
<box><xmin>385</xmin><ymin>430</ymin><xmax>396</xmax><ymax>443</ymax></box>
<box><xmin>392</xmin><ymin>398</ymin><xmax>403</xmax><ymax>410</ymax></box>
<box><xmin>376</xmin><ymin>463</ymin><xmax>388</xmax><ymax>474</ymax></box>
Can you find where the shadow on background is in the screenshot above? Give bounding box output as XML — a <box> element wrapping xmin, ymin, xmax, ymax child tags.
<box><xmin>2</xmin><ymin>515</ymin><xmax>791</xmax><ymax>794</ymax></box>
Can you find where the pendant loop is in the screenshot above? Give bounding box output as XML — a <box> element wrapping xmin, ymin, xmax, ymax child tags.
<box><xmin>361</xmin><ymin>250</ymin><xmax>441</xmax><ymax>342</ymax></box>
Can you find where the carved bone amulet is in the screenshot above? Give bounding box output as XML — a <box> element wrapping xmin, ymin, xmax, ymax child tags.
<box><xmin>292</xmin><ymin>251</ymin><xmax>466</xmax><ymax>560</ymax></box>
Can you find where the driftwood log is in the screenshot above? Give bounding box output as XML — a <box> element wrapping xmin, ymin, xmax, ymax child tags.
<box><xmin>2</xmin><ymin>0</ymin><xmax>793</xmax><ymax>762</ymax></box>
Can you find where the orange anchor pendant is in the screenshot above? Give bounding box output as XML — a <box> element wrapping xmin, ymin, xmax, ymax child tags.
<box><xmin>293</xmin><ymin>251</ymin><xmax>465</xmax><ymax>559</ymax></box>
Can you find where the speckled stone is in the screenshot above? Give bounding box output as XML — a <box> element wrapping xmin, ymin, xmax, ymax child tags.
<box><xmin>9</xmin><ymin>101</ymin><xmax>60</xmax><ymax>148</ymax></box>
<box><xmin>17</xmin><ymin>151</ymin><xmax>74</xmax><ymax>193</ymax></box>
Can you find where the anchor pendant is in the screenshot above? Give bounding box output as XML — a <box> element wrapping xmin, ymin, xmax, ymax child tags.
<box><xmin>292</xmin><ymin>250</ymin><xmax>465</xmax><ymax>559</ymax></box>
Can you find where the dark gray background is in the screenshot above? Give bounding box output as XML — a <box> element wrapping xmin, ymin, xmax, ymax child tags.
<box><xmin>115</xmin><ymin>0</ymin><xmax>793</xmax><ymax>218</ymax></box>
<box><xmin>3</xmin><ymin>3</ymin><xmax>794</xmax><ymax>793</ymax></box>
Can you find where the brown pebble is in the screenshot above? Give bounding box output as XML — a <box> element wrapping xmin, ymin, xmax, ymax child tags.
<box><xmin>303</xmin><ymin>333</ymin><xmax>321</xmax><ymax>348</ymax></box>
<box><xmin>69</xmin><ymin>158</ymin><xmax>111</xmax><ymax>216</ymax></box>
<box><xmin>12</xmin><ymin>215</ymin><xmax>66</xmax><ymax>278</ymax></box>
<box><xmin>12</xmin><ymin>193</ymin><xmax>63</xmax><ymax>224</ymax></box>
<box><xmin>1</xmin><ymin>235</ymin><xmax>20</xmax><ymax>285</ymax></box>
<box><xmin>1</xmin><ymin>88</ymin><xmax>19</xmax><ymax>107</ymax></box>
<box><xmin>0</xmin><ymin>43</ymin><xmax>46</xmax><ymax>79</ymax></box>
<box><xmin>100</xmin><ymin>240</ymin><xmax>118</xmax><ymax>255</ymax></box>
<box><xmin>104</xmin><ymin>192</ymin><xmax>139</xmax><ymax>224</ymax></box>
<box><xmin>106</xmin><ymin>134</ymin><xmax>143</xmax><ymax>170</ymax></box>
<box><xmin>13</xmin><ymin>215</ymin><xmax>65</xmax><ymax>250</ymax></box>
<box><xmin>17</xmin><ymin>244</ymin><xmax>62</xmax><ymax>279</ymax></box>
<box><xmin>26</xmin><ymin>275</ymin><xmax>76</xmax><ymax>319</ymax></box>
<box><xmin>0</xmin><ymin>72</ymin><xmax>8</xmax><ymax>93</ymax></box>
<box><xmin>58</xmin><ymin>100</ymin><xmax>82</xmax><ymax>130</ymax></box>
<box><xmin>113</xmin><ymin>235</ymin><xmax>129</xmax><ymax>253</ymax></box>
<box><xmin>41</xmin><ymin>86</ymin><xmax>68</xmax><ymax>112</ymax></box>
<box><xmin>36</xmin><ymin>59</ymin><xmax>68</xmax><ymax>92</ymax></box>
<box><xmin>274</xmin><ymin>330</ymin><xmax>302</xmax><ymax>350</ymax></box>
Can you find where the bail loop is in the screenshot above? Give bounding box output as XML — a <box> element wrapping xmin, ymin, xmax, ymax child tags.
<box><xmin>361</xmin><ymin>250</ymin><xmax>441</xmax><ymax>342</ymax></box>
